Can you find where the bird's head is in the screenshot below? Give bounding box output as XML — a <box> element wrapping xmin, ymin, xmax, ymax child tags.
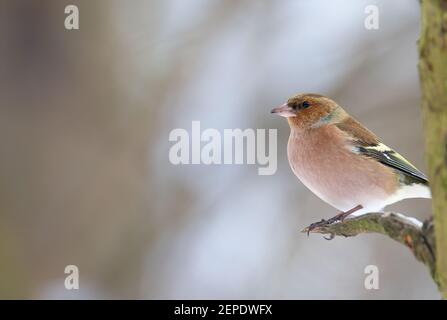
<box><xmin>271</xmin><ymin>93</ymin><xmax>347</xmax><ymax>130</ymax></box>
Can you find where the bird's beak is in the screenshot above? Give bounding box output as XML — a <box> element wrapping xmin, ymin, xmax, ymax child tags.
<box><xmin>270</xmin><ymin>103</ymin><xmax>296</xmax><ymax>118</ymax></box>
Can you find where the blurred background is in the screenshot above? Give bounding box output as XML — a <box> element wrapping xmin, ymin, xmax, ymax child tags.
<box><xmin>0</xmin><ymin>0</ymin><xmax>438</xmax><ymax>299</ymax></box>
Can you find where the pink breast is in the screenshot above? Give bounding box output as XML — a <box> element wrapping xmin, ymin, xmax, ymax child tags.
<box><xmin>287</xmin><ymin>126</ymin><xmax>397</xmax><ymax>212</ymax></box>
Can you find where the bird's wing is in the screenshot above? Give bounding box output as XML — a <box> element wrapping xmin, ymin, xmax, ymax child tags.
<box><xmin>335</xmin><ymin>117</ymin><xmax>428</xmax><ymax>184</ymax></box>
<box><xmin>356</xmin><ymin>144</ymin><xmax>428</xmax><ymax>184</ymax></box>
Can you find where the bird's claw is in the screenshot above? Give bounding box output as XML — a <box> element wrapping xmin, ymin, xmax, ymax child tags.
<box><xmin>323</xmin><ymin>233</ymin><xmax>335</xmax><ymax>240</ymax></box>
<box><xmin>304</xmin><ymin>215</ymin><xmax>345</xmax><ymax>239</ymax></box>
<box><xmin>306</xmin><ymin>219</ymin><xmax>328</xmax><ymax>236</ymax></box>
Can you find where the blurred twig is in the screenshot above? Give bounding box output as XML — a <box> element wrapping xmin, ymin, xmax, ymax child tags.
<box><xmin>301</xmin><ymin>212</ymin><xmax>439</xmax><ymax>289</ymax></box>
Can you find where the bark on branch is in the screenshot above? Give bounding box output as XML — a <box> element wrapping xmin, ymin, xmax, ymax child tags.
<box><xmin>419</xmin><ymin>0</ymin><xmax>447</xmax><ymax>298</ymax></box>
<box><xmin>301</xmin><ymin>213</ymin><xmax>440</xmax><ymax>289</ymax></box>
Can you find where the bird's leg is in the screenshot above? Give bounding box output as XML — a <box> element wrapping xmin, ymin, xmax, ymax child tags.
<box><xmin>306</xmin><ymin>219</ymin><xmax>328</xmax><ymax>236</ymax></box>
<box><xmin>305</xmin><ymin>204</ymin><xmax>363</xmax><ymax>236</ymax></box>
<box><xmin>325</xmin><ymin>204</ymin><xmax>363</xmax><ymax>224</ymax></box>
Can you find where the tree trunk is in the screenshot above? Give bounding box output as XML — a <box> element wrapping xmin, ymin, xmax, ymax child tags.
<box><xmin>419</xmin><ymin>0</ymin><xmax>447</xmax><ymax>299</ymax></box>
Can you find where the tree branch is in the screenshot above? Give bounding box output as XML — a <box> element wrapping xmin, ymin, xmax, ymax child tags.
<box><xmin>301</xmin><ymin>212</ymin><xmax>439</xmax><ymax>289</ymax></box>
<box><xmin>419</xmin><ymin>0</ymin><xmax>447</xmax><ymax>298</ymax></box>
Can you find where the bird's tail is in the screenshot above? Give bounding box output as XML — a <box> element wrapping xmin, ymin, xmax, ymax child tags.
<box><xmin>407</xmin><ymin>183</ymin><xmax>431</xmax><ymax>199</ymax></box>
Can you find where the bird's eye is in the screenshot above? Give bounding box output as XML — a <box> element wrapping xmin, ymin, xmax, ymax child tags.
<box><xmin>301</xmin><ymin>101</ymin><xmax>310</xmax><ymax>109</ymax></box>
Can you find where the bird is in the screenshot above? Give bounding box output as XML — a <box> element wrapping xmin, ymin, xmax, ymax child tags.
<box><xmin>271</xmin><ymin>93</ymin><xmax>431</xmax><ymax>232</ymax></box>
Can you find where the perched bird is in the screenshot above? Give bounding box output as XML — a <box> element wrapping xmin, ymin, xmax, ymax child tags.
<box><xmin>271</xmin><ymin>93</ymin><xmax>431</xmax><ymax>231</ymax></box>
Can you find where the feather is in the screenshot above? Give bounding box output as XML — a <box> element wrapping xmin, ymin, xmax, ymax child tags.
<box><xmin>356</xmin><ymin>144</ymin><xmax>428</xmax><ymax>184</ymax></box>
<box><xmin>335</xmin><ymin>117</ymin><xmax>428</xmax><ymax>185</ymax></box>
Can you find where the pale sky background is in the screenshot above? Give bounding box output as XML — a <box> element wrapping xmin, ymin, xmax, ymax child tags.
<box><xmin>0</xmin><ymin>0</ymin><xmax>438</xmax><ymax>299</ymax></box>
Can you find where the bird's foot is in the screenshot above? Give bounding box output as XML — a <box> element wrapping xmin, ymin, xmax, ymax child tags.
<box><xmin>303</xmin><ymin>218</ymin><xmax>338</xmax><ymax>240</ymax></box>
<box><xmin>303</xmin><ymin>205</ymin><xmax>363</xmax><ymax>239</ymax></box>
<box><xmin>306</xmin><ymin>219</ymin><xmax>328</xmax><ymax>236</ymax></box>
